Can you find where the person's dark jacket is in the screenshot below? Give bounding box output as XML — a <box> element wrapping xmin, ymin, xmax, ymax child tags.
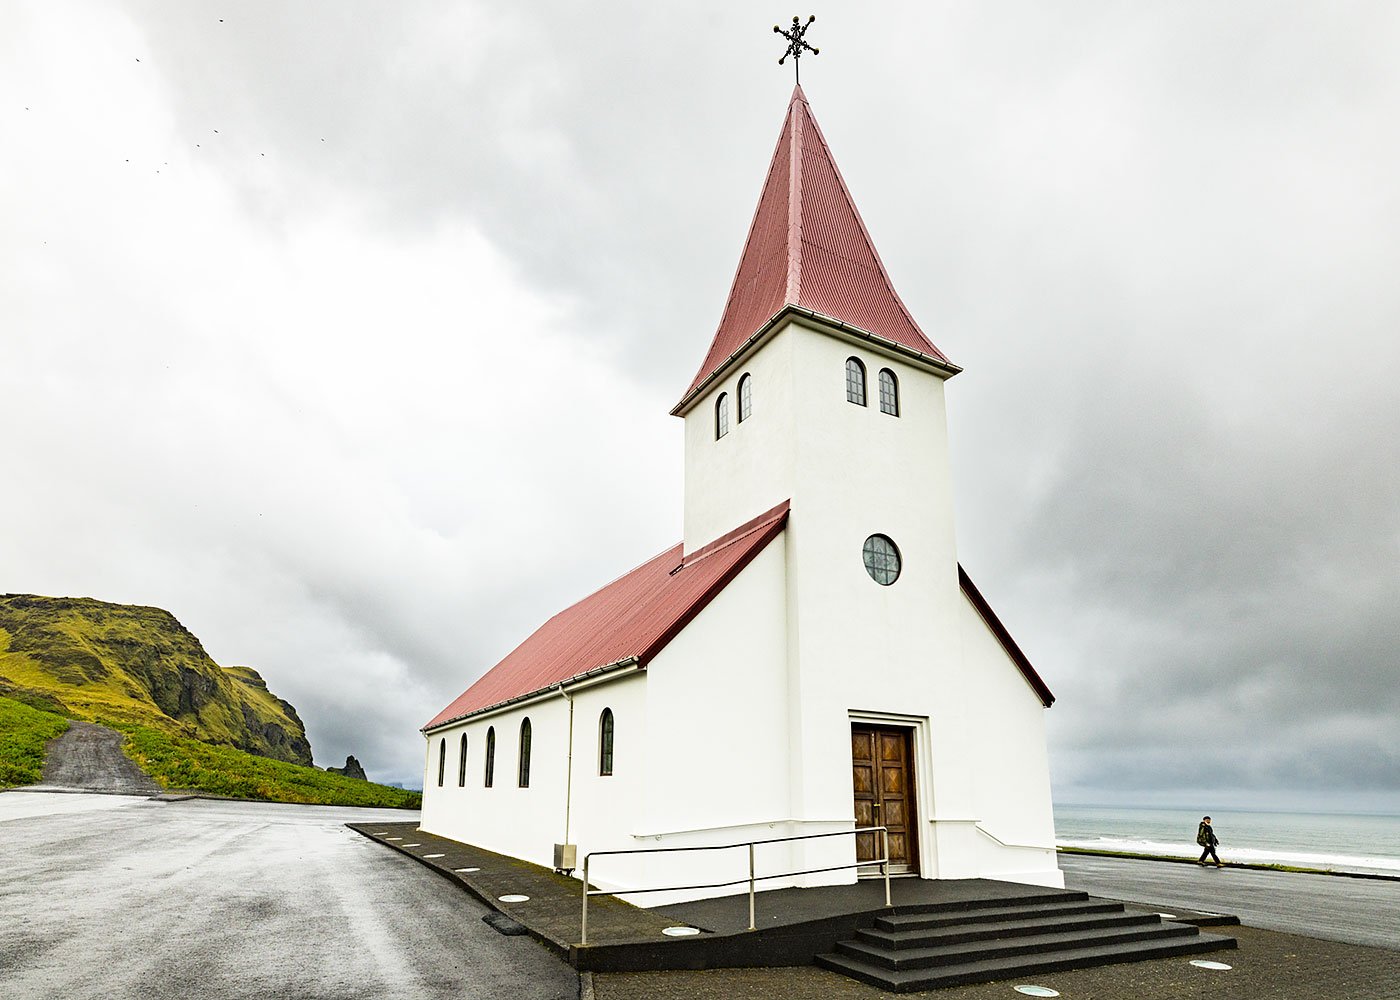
<box><xmin>1197</xmin><ymin>821</ymin><xmax>1219</xmax><ymax>847</ymax></box>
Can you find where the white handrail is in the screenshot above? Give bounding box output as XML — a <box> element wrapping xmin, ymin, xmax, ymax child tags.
<box><xmin>580</xmin><ymin>825</ymin><xmax>890</xmax><ymax>945</ymax></box>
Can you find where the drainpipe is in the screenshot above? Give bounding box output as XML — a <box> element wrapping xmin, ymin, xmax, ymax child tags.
<box><xmin>557</xmin><ymin>683</ymin><xmax>575</xmax><ymax>845</ymax></box>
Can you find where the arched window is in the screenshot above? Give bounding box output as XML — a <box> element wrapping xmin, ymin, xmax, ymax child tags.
<box><xmin>518</xmin><ymin>718</ymin><xmax>532</xmax><ymax>788</ymax></box>
<box><xmin>846</xmin><ymin>358</ymin><xmax>867</xmax><ymax>406</ymax></box>
<box><xmin>738</xmin><ymin>374</ymin><xmax>753</xmax><ymax>423</ymax></box>
<box><xmin>458</xmin><ymin>733</ymin><xmax>468</xmax><ymax>787</ymax></box>
<box><xmin>878</xmin><ymin>369</ymin><xmax>899</xmax><ymax>416</ymax></box>
<box><xmin>484</xmin><ymin>726</ymin><xmax>496</xmax><ymax>787</ymax></box>
<box><xmin>599</xmin><ymin>708</ymin><xmax>615</xmax><ymax>777</ymax></box>
<box><xmin>715</xmin><ymin>392</ymin><xmax>730</xmax><ymax>439</ymax></box>
<box><xmin>436</xmin><ymin>738</ymin><xmax>446</xmax><ymax>787</ymax></box>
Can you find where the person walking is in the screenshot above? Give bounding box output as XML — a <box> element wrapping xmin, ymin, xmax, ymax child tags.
<box><xmin>1196</xmin><ymin>815</ymin><xmax>1222</xmax><ymax>867</ymax></box>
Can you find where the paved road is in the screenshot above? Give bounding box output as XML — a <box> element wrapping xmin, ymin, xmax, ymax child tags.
<box><xmin>0</xmin><ymin>792</ymin><xmax>578</xmax><ymax>1000</ymax></box>
<box><xmin>35</xmin><ymin>721</ymin><xmax>159</xmax><ymax>794</ymax></box>
<box><xmin>1060</xmin><ymin>853</ymin><xmax>1400</xmax><ymax>951</ymax></box>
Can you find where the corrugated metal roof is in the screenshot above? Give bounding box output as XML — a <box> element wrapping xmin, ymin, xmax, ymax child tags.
<box><xmin>681</xmin><ymin>85</ymin><xmax>950</xmax><ymax>403</ymax></box>
<box><xmin>423</xmin><ymin>502</ymin><xmax>791</xmax><ymax>730</ymax></box>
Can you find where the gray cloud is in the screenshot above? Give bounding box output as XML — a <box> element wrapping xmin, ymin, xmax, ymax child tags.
<box><xmin>4</xmin><ymin>2</ymin><xmax>1397</xmax><ymax>806</ymax></box>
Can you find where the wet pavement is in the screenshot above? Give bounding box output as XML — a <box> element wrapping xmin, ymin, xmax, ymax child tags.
<box><xmin>0</xmin><ymin>792</ymin><xmax>577</xmax><ymax>1000</ymax></box>
<box><xmin>1059</xmin><ymin>853</ymin><xmax>1400</xmax><ymax>950</ymax></box>
<box><xmin>5</xmin><ymin>792</ymin><xmax>1396</xmax><ymax>999</ymax></box>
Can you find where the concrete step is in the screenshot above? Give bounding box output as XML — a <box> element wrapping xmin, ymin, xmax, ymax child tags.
<box><xmin>857</xmin><ymin>908</ymin><xmax>1165</xmax><ymax>949</ymax></box>
<box><xmin>837</xmin><ymin>920</ymin><xmax>1200</xmax><ymax>971</ymax></box>
<box><xmin>817</xmin><ymin>931</ymin><xmax>1238</xmax><ymax>992</ymax></box>
<box><xmin>875</xmin><ymin>898</ymin><xmax>1122</xmax><ymax>932</ymax></box>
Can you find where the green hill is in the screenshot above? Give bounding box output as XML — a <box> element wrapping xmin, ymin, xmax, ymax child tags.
<box><xmin>0</xmin><ymin>594</ymin><xmax>310</xmax><ymax>765</ymax></box>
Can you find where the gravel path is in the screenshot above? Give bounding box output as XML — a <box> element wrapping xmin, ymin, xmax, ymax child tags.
<box><xmin>35</xmin><ymin>720</ymin><xmax>160</xmax><ymax>795</ymax></box>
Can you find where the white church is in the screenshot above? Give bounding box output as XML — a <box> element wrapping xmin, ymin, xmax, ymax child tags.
<box><xmin>420</xmin><ymin>85</ymin><xmax>1062</xmax><ymax>902</ymax></box>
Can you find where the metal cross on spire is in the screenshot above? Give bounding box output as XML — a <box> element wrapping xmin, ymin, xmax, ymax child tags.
<box><xmin>774</xmin><ymin>15</ymin><xmax>819</xmax><ymax>85</ymax></box>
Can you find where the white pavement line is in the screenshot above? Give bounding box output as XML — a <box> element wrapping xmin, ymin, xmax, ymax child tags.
<box><xmin>403</xmin><ymin>843</ymin><xmax>422</xmax><ymax>847</ymax></box>
<box><xmin>455</xmin><ymin>867</ymin><xmax>481</xmax><ymax>873</ymax></box>
<box><xmin>385</xmin><ymin>837</ymin><xmax>402</xmax><ymax>840</ymax></box>
<box><xmin>424</xmin><ymin>853</ymin><xmax>445</xmax><ymax>858</ymax></box>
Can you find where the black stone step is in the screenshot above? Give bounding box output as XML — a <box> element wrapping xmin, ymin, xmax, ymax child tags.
<box><xmin>875</xmin><ymin>898</ymin><xmax>1122</xmax><ymax>932</ymax></box>
<box><xmin>817</xmin><ymin>931</ymin><xmax>1237</xmax><ymax>993</ymax></box>
<box><xmin>836</xmin><ymin>921</ymin><xmax>1200</xmax><ymax>971</ymax></box>
<box><xmin>885</xmin><ymin>889</ymin><xmax>1088</xmax><ymax>916</ymax></box>
<box><xmin>857</xmin><ymin>908</ymin><xmax>1165</xmax><ymax>949</ymax></box>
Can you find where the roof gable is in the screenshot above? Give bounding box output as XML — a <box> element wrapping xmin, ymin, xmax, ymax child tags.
<box><xmin>424</xmin><ymin>502</ymin><xmax>790</xmax><ymax>730</ymax></box>
<box><xmin>680</xmin><ymin>86</ymin><xmax>951</xmax><ymax>406</ymax></box>
<box><xmin>958</xmin><ymin>564</ymin><xmax>1055</xmax><ymax>708</ymax></box>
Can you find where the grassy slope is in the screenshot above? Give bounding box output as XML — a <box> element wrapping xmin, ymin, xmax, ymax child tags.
<box><xmin>0</xmin><ymin>696</ymin><xmax>72</xmax><ymax>788</ymax></box>
<box><xmin>0</xmin><ymin>596</ymin><xmax>310</xmax><ymax>765</ymax></box>
<box><xmin>0</xmin><ymin>694</ymin><xmax>418</xmax><ymax>807</ymax></box>
<box><xmin>116</xmin><ymin>721</ymin><xmax>420</xmax><ymax>808</ymax></box>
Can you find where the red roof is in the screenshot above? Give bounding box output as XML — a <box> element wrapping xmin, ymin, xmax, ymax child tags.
<box><xmin>680</xmin><ymin>85</ymin><xmax>951</xmax><ymax>404</ymax></box>
<box><xmin>424</xmin><ymin>502</ymin><xmax>791</xmax><ymax>730</ymax></box>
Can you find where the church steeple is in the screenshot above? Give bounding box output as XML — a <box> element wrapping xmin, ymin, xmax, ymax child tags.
<box><xmin>676</xmin><ymin>86</ymin><xmax>955</xmax><ymax>411</ymax></box>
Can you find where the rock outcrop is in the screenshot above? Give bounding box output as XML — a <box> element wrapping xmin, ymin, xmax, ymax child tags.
<box><xmin>327</xmin><ymin>755</ymin><xmax>367</xmax><ymax>781</ymax></box>
<box><xmin>0</xmin><ymin>595</ymin><xmax>312</xmax><ymax>766</ymax></box>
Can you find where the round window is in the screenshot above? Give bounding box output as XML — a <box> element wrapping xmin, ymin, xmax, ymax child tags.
<box><xmin>862</xmin><ymin>534</ymin><xmax>901</xmax><ymax>586</ymax></box>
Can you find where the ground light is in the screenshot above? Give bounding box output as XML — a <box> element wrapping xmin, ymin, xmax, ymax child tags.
<box><xmin>424</xmin><ymin>853</ymin><xmax>445</xmax><ymax>858</ymax></box>
<box><xmin>661</xmin><ymin>926</ymin><xmax>700</xmax><ymax>937</ymax></box>
<box><xmin>499</xmin><ymin>894</ymin><xmax>530</xmax><ymax>903</ymax></box>
<box><xmin>455</xmin><ymin>867</ymin><xmax>481</xmax><ymax>873</ymax></box>
<box><xmin>1190</xmin><ymin>960</ymin><xmax>1233</xmax><ymax>970</ymax></box>
<box><xmin>1013</xmin><ymin>986</ymin><xmax>1060</xmax><ymax>997</ymax></box>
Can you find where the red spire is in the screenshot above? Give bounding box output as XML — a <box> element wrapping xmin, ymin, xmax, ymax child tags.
<box><xmin>680</xmin><ymin>86</ymin><xmax>950</xmax><ymax>404</ymax></box>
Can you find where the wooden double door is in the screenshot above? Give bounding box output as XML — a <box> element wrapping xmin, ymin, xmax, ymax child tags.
<box><xmin>851</xmin><ymin>724</ymin><xmax>919</xmax><ymax>874</ymax></box>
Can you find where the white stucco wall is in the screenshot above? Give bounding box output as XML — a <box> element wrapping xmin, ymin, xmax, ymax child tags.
<box><xmin>608</xmin><ymin>533</ymin><xmax>825</xmax><ymax>904</ymax></box>
<box><xmin>682</xmin><ymin>327</ymin><xmax>798</xmax><ymax>553</ymax></box>
<box><xmin>678</xmin><ymin>316</ymin><xmax>1060</xmax><ymax>890</ymax></box>
<box><xmin>421</xmin><ymin>538</ymin><xmax>801</xmax><ymax>908</ymax></box>
<box><xmin>419</xmin><ymin>670</ymin><xmax>648</xmax><ymax>878</ymax></box>
<box><xmin>949</xmin><ymin>591</ymin><xmax>1062</xmax><ymax>886</ymax></box>
<box><xmin>421</xmin><ymin>313</ymin><xmax>1061</xmax><ymax>902</ymax></box>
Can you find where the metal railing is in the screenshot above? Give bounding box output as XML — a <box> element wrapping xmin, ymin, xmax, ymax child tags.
<box><xmin>580</xmin><ymin>825</ymin><xmax>890</xmax><ymax>945</ymax></box>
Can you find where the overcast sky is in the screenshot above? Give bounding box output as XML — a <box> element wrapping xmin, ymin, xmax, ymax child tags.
<box><xmin>4</xmin><ymin>1</ymin><xmax>1397</xmax><ymax>813</ymax></box>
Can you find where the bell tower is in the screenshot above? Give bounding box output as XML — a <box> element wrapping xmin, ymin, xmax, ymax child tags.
<box><xmin>671</xmin><ymin>87</ymin><xmax>979</xmax><ymax>846</ymax></box>
<box><xmin>672</xmin><ymin>85</ymin><xmax>961</xmax><ymax>555</ymax></box>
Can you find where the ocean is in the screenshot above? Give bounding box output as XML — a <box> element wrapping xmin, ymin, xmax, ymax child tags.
<box><xmin>1054</xmin><ymin>804</ymin><xmax>1400</xmax><ymax>877</ymax></box>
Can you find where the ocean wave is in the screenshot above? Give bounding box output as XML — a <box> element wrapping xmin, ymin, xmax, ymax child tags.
<box><xmin>1057</xmin><ymin>836</ymin><xmax>1400</xmax><ymax>875</ymax></box>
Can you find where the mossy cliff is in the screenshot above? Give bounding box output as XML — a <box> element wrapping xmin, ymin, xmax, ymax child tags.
<box><xmin>0</xmin><ymin>595</ymin><xmax>311</xmax><ymax>766</ymax></box>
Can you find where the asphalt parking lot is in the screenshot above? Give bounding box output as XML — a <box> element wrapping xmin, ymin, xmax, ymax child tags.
<box><xmin>0</xmin><ymin>792</ymin><xmax>576</xmax><ymax>1000</ymax></box>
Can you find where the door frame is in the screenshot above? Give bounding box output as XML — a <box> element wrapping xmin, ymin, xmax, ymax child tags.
<box><xmin>849</xmin><ymin>710</ymin><xmax>932</xmax><ymax>878</ymax></box>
